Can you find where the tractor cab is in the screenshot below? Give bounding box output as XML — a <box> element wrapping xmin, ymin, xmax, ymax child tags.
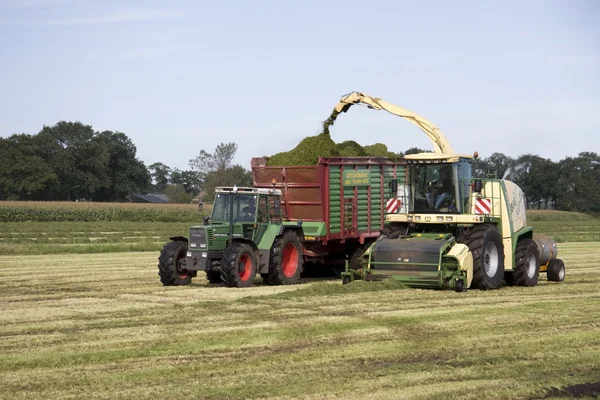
<box><xmin>208</xmin><ymin>186</ymin><xmax>283</xmax><ymax>240</ymax></box>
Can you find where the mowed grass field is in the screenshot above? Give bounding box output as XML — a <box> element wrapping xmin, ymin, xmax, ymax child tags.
<box><xmin>0</xmin><ymin>208</ymin><xmax>599</xmax><ymax>255</ymax></box>
<box><xmin>0</xmin><ymin>243</ymin><xmax>599</xmax><ymax>399</ymax></box>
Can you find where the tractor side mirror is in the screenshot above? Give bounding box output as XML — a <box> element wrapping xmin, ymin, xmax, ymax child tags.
<box><xmin>389</xmin><ymin>179</ymin><xmax>398</xmax><ymax>195</ymax></box>
<box><xmin>203</xmin><ymin>216</ymin><xmax>210</xmax><ymax>226</ymax></box>
<box><xmin>473</xmin><ymin>180</ymin><xmax>483</xmax><ymax>193</ymax></box>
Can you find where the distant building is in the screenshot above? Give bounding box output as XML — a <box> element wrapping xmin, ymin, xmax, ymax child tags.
<box><xmin>133</xmin><ymin>193</ymin><xmax>169</xmax><ymax>204</ymax></box>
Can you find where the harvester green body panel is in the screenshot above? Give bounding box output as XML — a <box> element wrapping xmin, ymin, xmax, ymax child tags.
<box><xmin>363</xmin><ymin>236</ymin><xmax>470</xmax><ymax>290</ymax></box>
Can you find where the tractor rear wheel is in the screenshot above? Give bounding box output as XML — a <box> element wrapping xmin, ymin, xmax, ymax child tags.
<box><xmin>206</xmin><ymin>271</ymin><xmax>222</xmax><ymax>284</ymax></box>
<box><xmin>547</xmin><ymin>258</ymin><xmax>566</xmax><ymax>282</ymax></box>
<box><xmin>269</xmin><ymin>230</ymin><xmax>303</xmax><ymax>285</ymax></box>
<box><xmin>460</xmin><ymin>224</ymin><xmax>504</xmax><ymax>290</ymax></box>
<box><xmin>158</xmin><ymin>241</ymin><xmax>192</xmax><ymax>286</ymax></box>
<box><xmin>513</xmin><ymin>239</ymin><xmax>540</xmax><ymax>286</ymax></box>
<box><xmin>221</xmin><ymin>242</ymin><xmax>257</xmax><ymax>288</ymax></box>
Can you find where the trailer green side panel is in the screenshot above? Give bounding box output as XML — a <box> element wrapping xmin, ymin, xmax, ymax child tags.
<box><xmin>329</xmin><ymin>167</ymin><xmax>341</xmax><ymax>234</ymax></box>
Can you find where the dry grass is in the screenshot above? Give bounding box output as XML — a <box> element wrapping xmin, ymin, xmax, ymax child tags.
<box><xmin>1</xmin><ymin>243</ymin><xmax>599</xmax><ymax>399</ymax></box>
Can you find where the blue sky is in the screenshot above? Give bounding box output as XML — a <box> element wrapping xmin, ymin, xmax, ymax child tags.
<box><xmin>1</xmin><ymin>0</ymin><xmax>598</xmax><ymax>170</ymax></box>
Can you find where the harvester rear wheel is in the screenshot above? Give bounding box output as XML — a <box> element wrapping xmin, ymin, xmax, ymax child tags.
<box><xmin>513</xmin><ymin>239</ymin><xmax>540</xmax><ymax>287</ymax></box>
<box><xmin>460</xmin><ymin>224</ymin><xmax>504</xmax><ymax>290</ymax></box>
<box><xmin>547</xmin><ymin>258</ymin><xmax>566</xmax><ymax>282</ymax></box>
<box><xmin>269</xmin><ymin>230</ymin><xmax>303</xmax><ymax>285</ymax></box>
<box><xmin>158</xmin><ymin>241</ymin><xmax>192</xmax><ymax>286</ymax></box>
<box><xmin>206</xmin><ymin>271</ymin><xmax>222</xmax><ymax>284</ymax></box>
<box><xmin>221</xmin><ymin>242</ymin><xmax>257</xmax><ymax>287</ymax></box>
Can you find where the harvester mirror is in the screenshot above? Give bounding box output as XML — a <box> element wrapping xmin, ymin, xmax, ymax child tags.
<box><xmin>389</xmin><ymin>179</ymin><xmax>398</xmax><ymax>194</ymax></box>
<box><xmin>203</xmin><ymin>216</ymin><xmax>210</xmax><ymax>226</ymax></box>
<box><xmin>473</xmin><ymin>180</ymin><xmax>483</xmax><ymax>193</ymax></box>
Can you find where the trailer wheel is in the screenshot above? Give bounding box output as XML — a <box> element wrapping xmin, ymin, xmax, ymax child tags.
<box><xmin>206</xmin><ymin>271</ymin><xmax>222</xmax><ymax>284</ymax></box>
<box><xmin>158</xmin><ymin>241</ymin><xmax>192</xmax><ymax>286</ymax></box>
<box><xmin>269</xmin><ymin>230</ymin><xmax>303</xmax><ymax>285</ymax></box>
<box><xmin>513</xmin><ymin>238</ymin><xmax>540</xmax><ymax>287</ymax></box>
<box><xmin>547</xmin><ymin>258</ymin><xmax>566</xmax><ymax>282</ymax></box>
<box><xmin>221</xmin><ymin>242</ymin><xmax>257</xmax><ymax>287</ymax></box>
<box><xmin>460</xmin><ymin>224</ymin><xmax>504</xmax><ymax>290</ymax></box>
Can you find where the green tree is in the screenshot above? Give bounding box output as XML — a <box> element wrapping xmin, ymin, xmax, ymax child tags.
<box><xmin>0</xmin><ymin>134</ymin><xmax>56</xmax><ymax>200</ymax></box>
<box><xmin>36</xmin><ymin>121</ymin><xmax>109</xmax><ymax>200</ymax></box>
<box><xmin>91</xmin><ymin>131</ymin><xmax>151</xmax><ymax>202</ymax></box>
<box><xmin>170</xmin><ymin>168</ymin><xmax>201</xmax><ymax>196</ymax></box>
<box><xmin>148</xmin><ymin>162</ymin><xmax>172</xmax><ymax>192</ymax></box>
<box><xmin>189</xmin><ymin>143</ymin><xmax>252</xmax><ymax>201</ymax></box>
<box><xmin>556</xmin><ymin>152</ymin><xmax>600</xmax><ymax>213</ymax></box>
<box><xmin>164</xmin><ymin>184</ymin><xmax>194</xmax><ymax>203</ymax></box>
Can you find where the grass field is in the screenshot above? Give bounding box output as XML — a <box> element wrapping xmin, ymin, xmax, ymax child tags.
<box><xmin>1</xmin><ymin>210</ymin><xmax>599</xmax><ymax>255</ymax></box>
<box><xmin>0</xmin><ymin>242</ymin><xmax>599</xmax><ymax>399</ymax></box>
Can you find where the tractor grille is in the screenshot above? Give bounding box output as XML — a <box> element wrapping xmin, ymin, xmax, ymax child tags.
<box><xmin>189</xmin><ymin>228</ymin><xmax>207</xmax><ymax>250</ymax></box>
<box><xmin>207</xmin><ymin>229</ymin><xmax>214</xmax><ymax>246</ymax></box>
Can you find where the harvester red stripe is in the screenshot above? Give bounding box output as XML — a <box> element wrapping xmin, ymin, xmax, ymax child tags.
<box><xmin>386</xmin><ymin>198</ymin><xmax>399</xmax><ymax>213</ymax></box>
<box><xmin>475</xmin><ymin>198</ymin><xmax>491</xmax><ymax>214</ymax></box>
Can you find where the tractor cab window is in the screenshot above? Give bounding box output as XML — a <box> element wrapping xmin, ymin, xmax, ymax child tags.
<box><xmin>269</xmin><ymin>196</ymin><xmax>282</xmax><ymax>222</ymax></box>
<box><xmin>257</xmin><ymin>196</ymin><xmax>268</xmax><ymax>223</ymax></box>
<box><xmin>211</xmin><ymin>193</ymin><xmax>258</xmax><ymax>222</ymax></box>
<box><xmin>410</xmin><ymin>163</ymin><xmax>458</xmax><ymax>213</ymax></box>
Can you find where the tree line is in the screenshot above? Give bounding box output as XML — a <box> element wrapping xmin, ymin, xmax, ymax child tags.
<box><xmin>0</xmin><ymin>121</ymin><xmax>251</xmax><ymax>203</ymax></box>
<box><xmin>1</xmin><ymin>121</ymin><xmax>598</xmax><ymax>213</ymax></box>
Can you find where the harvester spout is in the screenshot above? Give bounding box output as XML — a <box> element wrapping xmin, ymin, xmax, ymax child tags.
<box><xmin>334</xmin><ymin>91</ymin><xmax>454</xmax><ymax>155</ymax></box>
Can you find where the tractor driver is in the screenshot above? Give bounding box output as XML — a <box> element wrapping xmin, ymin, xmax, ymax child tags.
<box><xmin>426</xmin><ymin>166</ymin><xmax>453</xmax><ymax>210</ymax></box>
<box><xmin>241</xmin><ymin>196</ymin><xmax>256</xmax><ymax>220</ymax></box>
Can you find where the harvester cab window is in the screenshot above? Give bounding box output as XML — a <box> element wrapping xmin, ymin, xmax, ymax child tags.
<box><xmin>411</xmin><ymin>164</ymin><xmax>458</xmax><ymax>213</ymax></box>
<box><xmin>268</xmin><ymin>196</ymin><xmax>282</xmax><ymax>222</ymax></box>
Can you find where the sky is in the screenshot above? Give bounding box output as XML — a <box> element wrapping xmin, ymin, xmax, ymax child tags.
<box><xmin>0</xmin><ymin>0</ymin><xmax>599</xmax><ymax>171</ymax></box>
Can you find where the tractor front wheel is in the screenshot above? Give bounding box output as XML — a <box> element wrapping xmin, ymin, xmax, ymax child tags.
<box><xmin>513</xmin><ymin>239</ymin><xmax>540</xmax><ymax>287</ymax></box>
<box><xmin>547</xmin><ymin>258</ymin><xmax>566</xmax><ymax>282</ymax></box>
<box><xmin>269</xmin><ymin>230</ymin><xmax>303</xmax><ymax>285</ymax></box>
<box><xmin>158</xmin><ymin>241</ymin><xmax>192</xmax><ymax>286</ymax></box>
<box><xmin>206</xmin><ymin>271</ymin><xmax>222</xmax><ymax>284</ymax></box>
<box><xmin>460</xmin><ymin>224</ymin><xmax>504</xmax><ymax>290</ymax></box>
<box><xmin>221</xmin><ymin>242</ymin><xmax>257</xmax><ymax>288</ymax></box>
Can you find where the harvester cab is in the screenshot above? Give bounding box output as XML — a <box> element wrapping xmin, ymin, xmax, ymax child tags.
<box><xmin>157</xmin><ymin>186</ymin><xmax>305</xmax><ymax>288</ymax></box>
<box><xmin>336</xmin><ymin>91</ymin><xmax>566</xmax><ymax>291</ymax></box>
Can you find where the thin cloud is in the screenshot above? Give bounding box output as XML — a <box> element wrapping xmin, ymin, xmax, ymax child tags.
<box><xmin>0</xmin><ymin>6</ymin><xmax>184</xmax><ymax>26</ymax></box>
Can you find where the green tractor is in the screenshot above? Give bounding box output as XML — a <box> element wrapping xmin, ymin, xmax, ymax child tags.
<box><xmin>158</xmin><ymin>186</ymin><xmax>305</xmax><ymax>287</ymax></box>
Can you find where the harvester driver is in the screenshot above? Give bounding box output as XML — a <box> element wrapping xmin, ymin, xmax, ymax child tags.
<box><xmin>427</xmin><ymin>166</ymin><xmax>453</xmax><ymax>210</ymax></box>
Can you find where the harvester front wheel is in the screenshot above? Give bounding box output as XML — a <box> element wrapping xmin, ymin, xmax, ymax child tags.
<box><xmin>158</xmin><ymin>241</ymin><xmax>192</xmax><ymax>286</ymax></box>
<box><xmin>381</xmin><ymin>223</ymin><xmax>408</xmax><ymax>239</ymax></box>
<box><xmin>513</xmin><ymin>239</ymin><xmax>540</xmax><ymax>287</ymax></box>
<box><xmin>269</xmin><ymin>230</ymin><xmax>303</xmax><ymax>285</ymax></box>
<box><xmin>547</xmin><ymin>258</ymin><xmax>566</xmax><ymax>282</ymax></box>
<box><xmin>221</xmin><ymin>242</ymin><xmax>257</xmax><ymax>288</ymax></box>
<box><xmin>461</xmin><ymin>224</ymin><xmax>504</xmax><ymax>290</ymax></box>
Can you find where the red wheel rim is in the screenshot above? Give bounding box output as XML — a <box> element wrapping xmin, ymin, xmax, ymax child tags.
<box><xmin>239</xmin><ymin>254</ymin><xmax>253</xmax><ymax>282</ymax></box>
<box><xmin>282</xmin><ymin>243</ymin><xmax>299</xmax><ymax>278</ymax></box>
<box><xmin>178</xmin><ymin>271</ymin><xmax>191</xmax><ymax>280</ymax></box>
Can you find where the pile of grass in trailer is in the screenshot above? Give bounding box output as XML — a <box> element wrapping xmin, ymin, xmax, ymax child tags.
<box><xmin>0</xmin><ymin>242</ymin><xmax>598</xmax><ymax>399</ymax></box>
<box><xmin>0</xmin><ymin>201</ymin><xmax>208</xmax><ymax>222</ymax></box>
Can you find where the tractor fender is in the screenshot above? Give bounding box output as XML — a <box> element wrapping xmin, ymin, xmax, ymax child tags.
<box><xmin>169</xmin><ymin>236</ymin><xmax>188</xmax><ymax>243</ymax></box>
<box><xmin>278</xmin><ymin>225</ymin><xmax>304</xmax><ymax>238</ymax></box>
